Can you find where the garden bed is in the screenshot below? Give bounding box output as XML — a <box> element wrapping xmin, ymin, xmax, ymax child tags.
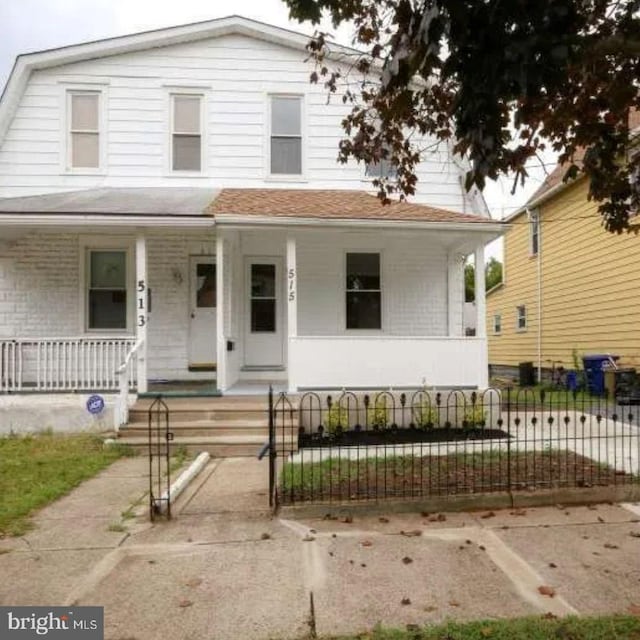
<box><xmin>280</xmin><ymin>450</ymin><xmax>634</xmax><ymax>503</ymax></box>
<box><xmin>299</xmin><ymin>426</ymin><xmax>509</xmax><ymax>449</ymax></box>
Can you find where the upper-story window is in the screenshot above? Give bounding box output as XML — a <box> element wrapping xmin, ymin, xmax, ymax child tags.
<box><xmin>365</xmin><ymin>154</ymin><xmax>397</xmax><ymax>180</ymax></box>
<box><xmin>270</xmin><ymin>95</ymin><xmax>302</xmax><ymax>176</ymax></box>
<box><xmin>68</xmin><ymin>92</ymin><xmax>100</xmax><ymax>170</ymax></box>
<box><xmin>171</xmin><ymin>94</ymin><xmax>202</xmax><ymax>172</ymax></box>
<box><xmin>516</xmin><ymin>305</ymin><xmax>527</xmax><ymax>331</ymax></box>
<box><xmin>529</xmin><ymin>210</ymin><xmax>540</xmax><ymax>255</ymax></box>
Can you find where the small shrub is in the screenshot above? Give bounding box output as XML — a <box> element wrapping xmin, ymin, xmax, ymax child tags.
<box><xmin>460</xmin><ymin>403</ymin><xmax>486</xmax><ymax>428</ymax></box>
<box><xmin>367</xmin><ymin>397</ymin><xmax>390</xmax><ymax>430</ymax></box>
<box><xmin>415</xmin><ymin>402</ymin><xmax>439</xmax><ymax>429</ymax></box>
<box><xmin>325</xmin><ymin>404</ymin><xmax>349</xmax><ymax>435</ymax></box>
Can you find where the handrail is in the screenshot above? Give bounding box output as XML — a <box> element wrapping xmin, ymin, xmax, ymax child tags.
<box><xmin>114</xmin><ymin>337</ymin><xmax>144</xmax><ymax>433</ymax></box>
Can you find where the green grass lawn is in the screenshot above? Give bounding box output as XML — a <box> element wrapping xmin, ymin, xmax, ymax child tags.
<box><xmin>0</xmin><ymin>433</ymin><xmax>133</xmax><ymax>536</ymax></box>
<box><xmin>319</xmin><ymin>615</ymin><xmax>640</xmax><ymax>639</ymax></box>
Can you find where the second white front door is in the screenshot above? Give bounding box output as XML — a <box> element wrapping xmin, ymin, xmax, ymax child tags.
<box><xmin>244</xmin><ymin>257</ymin><xmax>284</xmax><ymax>368</ymax></box>
<box><xmin>188</xmin><ymin>256</ymin><xmax>217</xmax><ymax>370</ymax></box>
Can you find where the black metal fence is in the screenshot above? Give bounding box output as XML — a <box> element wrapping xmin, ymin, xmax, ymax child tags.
<box><xmin>148</xmin><ymin>395</ymin><xmax>173</xmax><ymax>520</ymax></box>
<box><xmin>267</xmin><ymin>387</ymin><xmax>640</xmax><ymax>507</ymax></box>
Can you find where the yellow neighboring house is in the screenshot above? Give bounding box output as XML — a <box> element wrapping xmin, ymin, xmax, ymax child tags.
<box><xmin>487</xmin><ymin>162</ymin><xmax>640</xmax><ymax>381</ymax></box>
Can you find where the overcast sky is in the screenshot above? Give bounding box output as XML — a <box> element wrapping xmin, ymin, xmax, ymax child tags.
<box><xmin>1</xmin><ymin>0</ymin><xmax>556</xmax><ymax>257</ymax></box>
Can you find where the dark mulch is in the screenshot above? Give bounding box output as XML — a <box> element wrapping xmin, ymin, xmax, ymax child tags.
<box><xmin>280</xmin><ymin>450</ymin><xmax>635</xmax><ymax>504</ymax></box>
<box><xmin>299</xmin><ymin>426</ymin><xmax>509</xmax><ymax>449</ymax></box>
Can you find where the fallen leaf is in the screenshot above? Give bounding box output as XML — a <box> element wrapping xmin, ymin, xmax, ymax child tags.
<box><xmin>406</xmin><ymin>624</ymin><xmax>420</xmax><ymax>632</ymax></box>
<box><xmin>628</xmin><ymin>604</ymin><xmax>640</xmax><ymax>616</ymax></box>
<box><xmin>587</xmin><ymin>505</ymin><xmax>598</xmax><ymax>510</ymax></box>
<box><xmin>402</xmin><ymin>556</ymin><xmax>413</xmax><ymax>564</ymax></box>
<box><xmin>341</xmin><ymin>516</ymin><xmax>353</xmax><ymax>524</ymax></box>
<box><xmin>437</xmin><ymin>513</ymin><xmax>447</xmax><ymax>522</ymax></box>
<box><xmin>598</xmin><ymin>517</ymin><xmax>605</xmax><ymax>523</ymax></box>
<box><xmin>481</xmin><ymin>511</ymin><xmax>496</xmax><ymax>519</ymax></box>
<box><xmin>548</xmin><ymin>562</ymin><xmax>557</xmax><ymax>569</ymax></box>
<box><xmin>185</xmin><ymin>578</ymin><xmax>202</xmax><ymax>588</ymax></box>
<box><xmin>449</xmin><ymin>600</ymin><xmax>460</xmax><ymax>607</ymax></box>
<box><xmin>542</xmin><ymin>612</ymin><xmax>558</xmax><ymax>620</ymax></box>
<box><xmin>420</xmin><ymin>511</ymin><xmax>430</xmax><ymax>517</ymax></box>
<box><xmin>538</xmin><ymin>585</ymin><xmax>556</xmax><ymax>598</ymax></box>
<box><xmin>361</xmin><ymin>540</ymin><xmax>373</xmax><ymax>547</ymax></box>
<box><xmin>401</xmin><ymin>597</ymin><xmax>412</xmax><ymax>606</ymax></box>
<box><xmin>479</xmin><ymin>545</ymin><xmax>486</xmax><ymax>551</ymax></box>
<box><xmin>332</xmin><ymin>533</ymin><xmax>337</xmax><ymax>538</ymax></box>
<box><xmin>501</xmin><ymin>525</ymin><xmax>510</xmax><ymax>530</ymax></box>
<box><xmin>309</xmin><ymin>529</ymin><xmax>317</xmax><ymax>534</ymax></box>
<box><xmin>630</xmin><ymin>532</ymin><xmax>640</xmax><ymax>538</ymax></box>
<box><xmin>400</xmin><ymin>529</ymin><xmax>422</xmax><ymax>537</ymax></box>
<box><xmin>424</xmin><ymin>605</ymin><xmax>438</xmax><ymax>613</ymax></box>
<box><xmin>361</xmin><ymin>563</ymin><xmax>367</xmax><ymax>568</ymax></box>
<box><xmin>604</xmin><ymin>543</ymin><xmax>619</xmax><ymax>549</ymax></box>
<box><xmin>511</xmin><ymin>509</ymin><xmax>527</xmax><ymax>516</ymax></box>
<box><xmin>466</xmin><ymin>539</ymin><xmax>473</xmax><ymax>545</ymax></box>
<box><xmin>328</xmin><ymin>551</ymin><xmax>334</xmax><ymax>557</ymax></box>
<box><xmin>261</xmin><ymin>533</ymin><xmax>271</xmax><ymax>540</ymax></box>
<box><xmin>178</xmin><ymin>599</ymin><xmax>193</xmax><ymax>608</ymax></box>
<box><xmin>303</xmin><ymin>535</ymin><xmax>316</xmax><ymax>542</ymax></box>
<box><xmin>323</xmin><ymin>514</ymin><xmax>338</xmax><ymax>521</ymax></box>
<box><xmin>379</xmin><ymin>517</ymin><xmax>390</xmax><ymax>523</ymax></box>
<box><xmin>480</xmin><ymin>627</ymin><xmax>493</xmax><ymax>637</ymax></box>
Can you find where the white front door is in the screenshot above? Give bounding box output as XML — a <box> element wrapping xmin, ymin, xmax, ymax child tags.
<box><xmin>188</xmin><ymin>256</ymin><xmax>216</xmax><ymax>370</ymax></box>
<box><xmin>244</xmin><ymin>257</ymin><xmax>284</xmax><ymax>368</ymax></box>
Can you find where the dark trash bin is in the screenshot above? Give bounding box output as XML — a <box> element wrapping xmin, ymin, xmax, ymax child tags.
<box><xmin>566</xmin><ymin>370</ymin><xmax>578</xmax><ymax>392</ymax></box>
<box><xmin>582</xmin><ymin>354</ymin><xmax>619</xmax><ymax>396</ymax></box>
<box><xmin>519</xmin><ymin>361</ymin><xmax>536</xmax><ymax>387</ymax></box>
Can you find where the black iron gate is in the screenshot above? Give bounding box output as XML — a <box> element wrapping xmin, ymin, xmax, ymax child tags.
<box><xmin>148</xmin><ymin>395</ymin><xmax>173</xmax><ymax>520</ymax></box>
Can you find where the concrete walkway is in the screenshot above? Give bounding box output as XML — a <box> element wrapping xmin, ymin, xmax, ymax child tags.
<box><xmin>0</xmin><ymin>456</ymin><xmax>639</xmax><ymax>640</ymax></box>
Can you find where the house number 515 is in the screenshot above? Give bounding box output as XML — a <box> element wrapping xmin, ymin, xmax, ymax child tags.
<box><xmin>288</xmin><ymin>268</ymin><xmax>296</xmax><ymax>302</ymax></box>
<box><xmin>137</xmin><ymin>279</ymin><xmax>146</xmax><ymax>327</ymax></box>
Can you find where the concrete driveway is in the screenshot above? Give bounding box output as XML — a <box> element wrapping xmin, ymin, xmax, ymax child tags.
<box><xmin>0</xmin><ymin>456</ymin><xmax>639</xmax><ymax>640</ymax></box>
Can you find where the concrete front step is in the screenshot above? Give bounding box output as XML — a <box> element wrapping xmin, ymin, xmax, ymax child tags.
<box><xmin>120</xmin><ymin>422</ymin><xmax>299</xmax><ymax>438</ymax></box>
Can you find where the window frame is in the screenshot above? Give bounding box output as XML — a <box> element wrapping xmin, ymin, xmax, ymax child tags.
<box><xmin>344</xmin><ymin>251</ymin><xmax>384</xmax><ymax>332</ymax></box>
<box><xmin>169</xmin><ymin>92</ymin><xmax>205</xmax><ymax>174</ymax></box>
<box><xmin>64</xmin><ymin>87</ymin><xmax>106</xmax><ymax>174</ymax></box>
<box><xmin>529</xmin><ymin>209</ymin><xmax>540</xmax><ymax>256</ymax></box>
<box><xmin>267</xmin><ymin>93</ymin><xmax>305</xmax><ymax>180</ymax></box>
<box><xmin>79</xmin><ymin>237</ymin><xmax>134</xmax><ymax>335</ymax></box>
<box><xmin>493</xmin><ymin>313</ymin><xmax>502</xmax><ymax>335</ymax></box>
<box><xmin>516</xmin><ymin>305</ymin><xmax>527</xmax><ymax>332</ymax></box>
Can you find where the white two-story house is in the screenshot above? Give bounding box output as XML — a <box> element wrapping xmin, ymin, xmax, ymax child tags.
<box><xmin>0</xmin><ymin>16</ymin><xmax>502</xmax><ymax>420</ymax></box>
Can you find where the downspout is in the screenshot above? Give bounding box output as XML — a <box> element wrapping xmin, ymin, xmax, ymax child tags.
<box><xmin>527</xmin><ymin>207</ymin><xmax>543</xmax><ymax>383</ymax></box>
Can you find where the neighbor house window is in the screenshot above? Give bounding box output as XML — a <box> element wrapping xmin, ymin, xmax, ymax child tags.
<box><xmin>529</xmin><ymin>210</ymin><xmax>540</xmax><ymax>255</ymax></box>
<box><xmin>270</xmin><ymin>95</ymin><xmax>302</xmax><ymax>175</ymax></box>
<box><xmin>346</xmin><ymin>253</ymin><xmax>381</xmax><ymax>330</ymax></box>
<box><xmin>87</xmin><ymin>250</ymin><xmax>128</xmax><ymax>330</ymax></box>
<box><xmin>69</xmin><ymin>92</ymin><xmax>100</xmax><ymax>169</ymax></box>
<box><xmin>493</xmin><ymin>314</ymin><xmax>502</xmax><ymax>334</ymax></box>
<box><xmin>516</xmin><ymin>305</ymin><xmax>527</xmax><ymax>331</ymax></box>
<box><xmin>365</xmin><ymin>157</ymin><xmax>398</xmax><ymax>180</ymax></box>
<box><xmin>171</xmin><ymin>94</ymin><xmax>202</xmax><ymax>172</ymax></box>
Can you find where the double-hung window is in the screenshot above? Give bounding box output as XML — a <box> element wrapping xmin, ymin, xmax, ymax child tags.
<box><xmin>68</xmin><ymin>92</ymin><xmax>100</xmax><ymax>170</ymax></box>
<box><xmin>270</xmin><ymin>96</ymin><xmax>302</xmax><ymax>175</ymax></box>
<box><xmin>529</xmin><ymin>210</ymin><xmax>540</xmax><ymax>255</ymax></box>
<box><xmin>87</xmin><ymin>250</ymin><xmax>128</xmax><ymax>331</ymax></box>
<box><xmin>365</xmin><ymin>153</ymin><xmax>397</xmax><ymax>180</ymax></box>
<box><xmin>346</xmin><ymin>253</ymin><xmax>382</xmax><ymax>330</ymax></box>
<box><xmin>171</xmin><ymin>94</ymin><xmax>202</xmax><ymax>172</ymax></box>
<box><xmin>516</xmin><ymin>305</ymin><xmax>527</xmax><ymax>331</ymax></box>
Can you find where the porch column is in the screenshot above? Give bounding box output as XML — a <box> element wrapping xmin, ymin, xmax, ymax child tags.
<box><xmin>447</xmin><ymin>252</ymin><xmax>461</xmax><ymax>336</ymax></box>
<box><xmin>286</xmin><ymin>235</ymin><xmax>297</xmax><ymax>393</ymax></box>
<box><xmin>135</xmin><ymin>232</ymin><xmax>148</xmax><ymax>394</ymax></box>
<box><xmin>474</xmin><ymin>243</ymin><xmax>489</xmax><ymax>389</ymax></box>
<box><xmin>216</xmin><ymin>233</ymin><xmax>226</xmax><ymax>391</ymax></box>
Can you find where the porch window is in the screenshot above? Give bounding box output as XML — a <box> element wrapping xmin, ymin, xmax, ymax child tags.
<box><xmin>69</xmin><ymin>92</ymin><xmax>100</xmax><ymax>169</ymax></box>
<box><xmin>270</xmin><ymin>95</ymin><xmax>302</xmax><ymax>175</ymax></box>
<box><xmin>87</xmin><ymin>250</ymin><xmax>127</xmax><ymax>330</ymax></box>
<box><xmin>171</xmin><ymin>94</ymin><xmax>202</xmax><ymax>172</ymax></box>
<box><xmin>346</xmin><ymin>253</ymin><xmax>381</xmax><ymax>330</ymax></box>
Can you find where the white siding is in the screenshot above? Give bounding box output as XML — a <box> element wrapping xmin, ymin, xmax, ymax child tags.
<box><xmin>0</xmin><ymin>33</ymin><xmax>470</xmax><ymax>211</ymax></box>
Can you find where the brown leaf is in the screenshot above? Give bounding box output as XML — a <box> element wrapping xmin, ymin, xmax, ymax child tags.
<box><xmin>420</xmin><ymin>511</ymin><xmax>430</xmax><ymax>517</ymax></box>
<box><xmin>628</xmin><ymin>604</ymin><xmax>640</xmax><ymax>616</ymax></box>
<box><xmin>341</xmin><ymin>515</ymin><xmax>353</xmax><ymax>524</ymax></box>
<box><xmin>604</xmin><ymin>543</ymin><xmax>619</xmax><ymax>550</ymax></box>
<box><xmin>185</xmin><ymin>578</ymin><xmax>202</xmax><ymax>588</ymax></box>
<box><xmin>424</xmin><ymin>605</ymin><xmax>438</xmax><ymax>612</ymax></box>
<box><xmin>542</xmin><ymin>612</ymin><xmax>558</xmax><ymax>619</ymax></box>
<box><xmin>178</xmin><ymin>599</ymin><xmax>193</xmax><ymax>608</ymax></box>
<box><xmin>630</xmin><ymin>532</ymin><xmax>640</xmax><ymax>538</ymax></box>
<box><xmin>261</xmin><ymin>533</ymin><xmax>271</xmax><ymax>540</ymax></box>
<box><xmin>303</xmin><ymin>535</ymin><xmax>316</xmax><ymax>542</ymax></box>
<box><xmin>402</xmin><ymin>556</ymin><xmax>413</xmax><ymax>564</ymax></box>
<box><xmin>379</xmin><ymin>516</ymin><xmax>390</xmax><ymax>523</ymax></box>
<box><xmin>597</xmin><ymin>516</ymin><xmax>605</xmax><ymax>523</ymax></box>
<box><xmin>449</xmin><ymin>600</ymin><xmax>460</xmax><ymax>607</ymax></box>
<box><xmin>538</xmin><ymin>585</ymin><xmax>556</xmax><ymax>598</ymax></box>
<box><xmin>548</xmin><ymin>562</ymin><xmax>557</xmax><ymax>569</ymax></box>
<box><xmin>323</xmin><ymin>513</ymin><xmax>338</xmax><ymax>521</ymax></box>
<box><xmin>479</xmin><ymin>545</ymin><xmax>486</xmax><ymax>551</ymax></box>
<box><xmin>481</xmin><ymin>511</ymin><xmax>496</xmax><ymax>519</ymax></box>
<box><xmin>401</xmin><ymin>597</ymin><xmax>411</xmax><ymax>605</ymax></box>
<box><xmin>361</xmin><ymin>540</ymin><xmax>373</xmax><ymax>547</ymax></box>
<box><xmin>511</xmin><ymin>509</ymin><xmax>527</xmax><ymax>516</ymax></box>
<box><xmin>400</xmin><ymin>529</ymin><xmax>422</xmax><ymax>537</ymax></box>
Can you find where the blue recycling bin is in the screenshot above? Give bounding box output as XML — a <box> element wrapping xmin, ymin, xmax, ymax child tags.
<box><xmin>566</xmin><ymin>370</ymin><xmax>578</xmax><ymax>392</ymax></box>
<box><xmin>582</xmin><ymin>354</ymin><xmax>619</xmax><ymax>396</ymax></box>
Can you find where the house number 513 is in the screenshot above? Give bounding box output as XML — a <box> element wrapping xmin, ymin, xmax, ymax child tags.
<box><xmin>137</xmin><ymin>279</ymin><xmax>146</xmax><ymax>327</ymax></box>
<box><xmin>288</xmin><ymin>268</ymin><xmax>296</xmax><ymax>302</ymax></box>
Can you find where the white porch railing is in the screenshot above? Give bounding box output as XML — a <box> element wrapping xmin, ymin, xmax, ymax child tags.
<box><xmin>114</xmin><ymin>338</ymin><xmax>145</xmax><ymax>433</ymax></box>
<box><xmin>289</xmin><ymin>336</ymin><xmax>489</xmax><ymax>389</ymax></box>
<box><xmin>0</xmin><ymin>337</ymin><xmax>137</xmax><ymax>393</ymax></box>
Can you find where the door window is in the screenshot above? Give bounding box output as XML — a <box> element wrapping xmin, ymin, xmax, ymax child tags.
<box><xmin>250</xmin><ymin>264</ymin><xmax>276</xmax><ymax>332</ymax></box>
